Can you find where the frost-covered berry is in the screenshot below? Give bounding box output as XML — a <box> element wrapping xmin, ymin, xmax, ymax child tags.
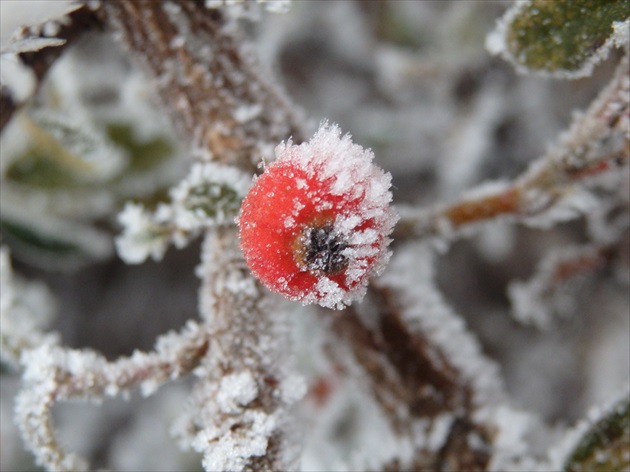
<box><xmin>238</xmin><ymin>122</ymin><xmax>398</xmax><ymax>309</ymax></box>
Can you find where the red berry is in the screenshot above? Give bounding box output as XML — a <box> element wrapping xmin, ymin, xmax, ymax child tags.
<box><xmin>238</xmin><ymin>123</ymin><xmax>397</xmax><ymax>309</ymax></box>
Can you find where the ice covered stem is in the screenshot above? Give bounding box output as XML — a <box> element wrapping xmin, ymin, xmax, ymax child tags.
<box><xmin>395</xmin><ymin>53</ymin><xmax>629</xmax><ymax>244</ymax></box>
<box><xmin>238</xmin><ymin>123</ymin><xmax>398</xmax><ymax>309</ymax></box>
<box><xmin>177</xmin><ymin>227</ymin><xmax>302</xmax><ymax>471</ymax></box>
<box><xmin>328</xmin><ymin>243</ymin><xmax>507</xmax><ymax>470</ymax></box>
<box><xmin>14</xmin><ymin>322</ymin><xmax>209</xmax><ymax>472</ymax></box>
<box><xmin>96</xmin><ymin>0</ymin><xmax>306</xmax><ymax>171</ymax></box>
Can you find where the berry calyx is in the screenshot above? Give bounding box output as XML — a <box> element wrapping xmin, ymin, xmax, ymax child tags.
<box><xmin>237</xmin><ymin>122</ymin><xmax>397</xmax><ymax>309</ymax></box>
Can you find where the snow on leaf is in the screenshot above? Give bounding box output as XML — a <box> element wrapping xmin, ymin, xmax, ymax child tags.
<box><xmin>116</xmin><ymin>162</ymin><xmax>251</xmax><ymax>264</ymax></box>
<box><xmin>487</xmin><ymin>0</ymin><xmax>630</xmax><ymax>79</ymax></box>
<box><xmin>548</xmin><ymin>388</ymin><xmax>630</xmax><ymax>472</ymax></box>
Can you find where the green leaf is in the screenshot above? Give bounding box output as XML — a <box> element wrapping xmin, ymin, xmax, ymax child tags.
<box><xmin>504</xmin><ymin>0</ymin><xmax>629</xmax><ymax>77</ymax></box>
<box><xmin>564</xmin><ymin>395</ymin><xmax>630</xmax><ymax>472</ymax></box>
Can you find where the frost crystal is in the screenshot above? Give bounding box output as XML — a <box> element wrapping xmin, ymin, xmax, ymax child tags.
<box><xmin>117</xmin><ymin>162</ymin><xmax>251</xmax><ymax>264</ymax></box>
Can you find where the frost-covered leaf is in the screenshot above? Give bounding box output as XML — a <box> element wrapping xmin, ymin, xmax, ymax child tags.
<box><xmin>563</xmin><ymin>394</ymin><xmax>630</xmax><ymax>472</ymax></box>
<box><xmin>487</xmin><ymin>0</ymin><xmax>630</xmax><ymax>78</ymax></box>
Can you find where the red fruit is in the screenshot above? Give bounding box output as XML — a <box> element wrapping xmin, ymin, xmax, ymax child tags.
<box><xmin>238</xmin><ymin>123</ymin><xmax>397</xmax><ymax>309</ymax></box>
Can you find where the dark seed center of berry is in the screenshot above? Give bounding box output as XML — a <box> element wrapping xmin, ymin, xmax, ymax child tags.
<box><xmin>300</xmin><ymin>223</ymin><xmax>348</xmax><ymax>275</ymax></box>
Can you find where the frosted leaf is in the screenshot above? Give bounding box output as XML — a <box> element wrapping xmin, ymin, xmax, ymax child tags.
<box><xmin>1</xmin><ymin>37</ymin><xmax>66</xmax><ymax>55</ymax></box>
<box><xmin>0</xmin><ymin>200</ymin><xmax>113</xmax><ymax>270</ymax></box>
<box><xmin>116</xmin><ymin>163</ymin><xmax>251</xmax><ymax>264</ymax></box>
<box><xmin>116</xmin><ymin>203</ymin><xmax>170</xmax><ymax>264</ymax></box>
<box><xmin>28</xmin><ymin>110</ymin><xmax>126</xmax><ymax>180</ymax></box>
<box><xmin>487</xmin><ymin>0</ymin><xmax>630</xmax><ymax>79</ymax></box>
<box><xmin>548</xmin><ymin>388</ymin><xmax>630</xmax><ymax>472</ymax></box>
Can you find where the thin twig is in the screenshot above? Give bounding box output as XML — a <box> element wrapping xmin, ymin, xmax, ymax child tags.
<box><xmin>96</xmin><ymin>0</ymin><xmax>307</xmax><ymax>172</ymax></box>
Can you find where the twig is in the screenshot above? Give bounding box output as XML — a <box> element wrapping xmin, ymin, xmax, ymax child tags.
<box><xmin>394</xmin><ymin>54</ymin><xmax>629</xmax><ymax>244</ymax></box>
<box><xmin>327</xmin><ymin>243</ymin><xmax>505</xmax><ymax>470</ymax></box>
<box><xmin>14</xmin><ymin>320</ymin><xmax>210</xmax><ymax>472</ymax></box>
<box><xmin>96</xmin><ymin>0</ymin><xmax>307</xmax><ymax>172</ymax></box>
<box><xmin>176</xmin><ymin>227</ymin><xmax>302</xmax><ymax>471</ymax></box>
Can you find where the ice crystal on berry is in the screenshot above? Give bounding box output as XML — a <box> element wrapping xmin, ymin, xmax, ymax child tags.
<box><xmin>238</xmin><ymin>122</ymin><xmax>398</xmax><ymax>309</ymax></box>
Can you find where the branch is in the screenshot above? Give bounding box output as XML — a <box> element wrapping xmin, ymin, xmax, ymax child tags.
<box><xmin>14</xmin><ymin>321</ymin><xmax>210</xmax><ymax>472</ymax></box>
<box><xmin>327</xmin><ymin>243</ymin><xmax>506</xmax><ymax>470</ymax></box>
<box><xmin>96</xmin><ymin>0</ymin><xmax>307</xmax><ymax>172</ymax></box>
<box><xmin>508</xmin><ymin>241</ymin><xmax>623</xmax><ymax>328</ymax></box>
<box><xmin>395</xmin><ymin>54</ymin><xmax>629</xmax><ymax>244</ymax></box>
<box><xmin>173</xmin><ymin>227</ymin><xmax>303</xmax><ymax>471</ymax></box>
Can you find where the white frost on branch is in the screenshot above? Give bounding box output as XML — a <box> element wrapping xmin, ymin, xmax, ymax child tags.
<box><xmin>172</xmin><ymin>229</ymin><xmax>304</xmax><ymax>472</ymax></box>
<box><xmin>508</xmin><ymin>244</ymin><xmax>608</xmax><ymax>328</ymax></box>
<box><xmin>13</xmin><ymin>319</ymin><xmax>209</xmax><ymax>471</ymax></box>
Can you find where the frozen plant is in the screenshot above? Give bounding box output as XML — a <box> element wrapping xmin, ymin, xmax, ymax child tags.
<box><xmin>0</xmin><ymin>1</ymin><xmax>628</xmax><ymax>471</ymax></box>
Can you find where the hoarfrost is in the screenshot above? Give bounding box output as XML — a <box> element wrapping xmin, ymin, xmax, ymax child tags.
<box><xmin>117</xmin><ymin>162</ymin><xmax>251</xmax><ymax>264</ymax></box>
<box><xmin>377</xmin><ymin>242</ymin><xmax>505</xmax><ymax>409</ymax></box>
<box><xmin>216</xmin><ymin>371</ymin><xmax>259</xmax><ymax>411</ymax></box>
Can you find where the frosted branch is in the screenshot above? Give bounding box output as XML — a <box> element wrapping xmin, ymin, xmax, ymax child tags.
<box><xmin>14</xmin><ymin>320</ymin><xmax>209</xmax><ymax>471</ymax></box>
<box><xmin>395</xmin><ymin>54</ymin><xmax>629</xmax><ymax>245</ymax></box>
<box><xmin>96</xmin><ymin>0</ymin><xmax>307</xmax><ymax>171</ymax></box>
<box><xmin>172</xmin><ymin>228</ymin><xmax>303</xmax><ymax>471</ymax></box>
<box><xmin>508</xmin><ymin>242</ymin><xmax>620</xmax><ymax>328</ymax></box>
<box><xmin>328</xmin><ymin>242</ymin><xmax>507</xmax><ymax>470</ymax></box>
